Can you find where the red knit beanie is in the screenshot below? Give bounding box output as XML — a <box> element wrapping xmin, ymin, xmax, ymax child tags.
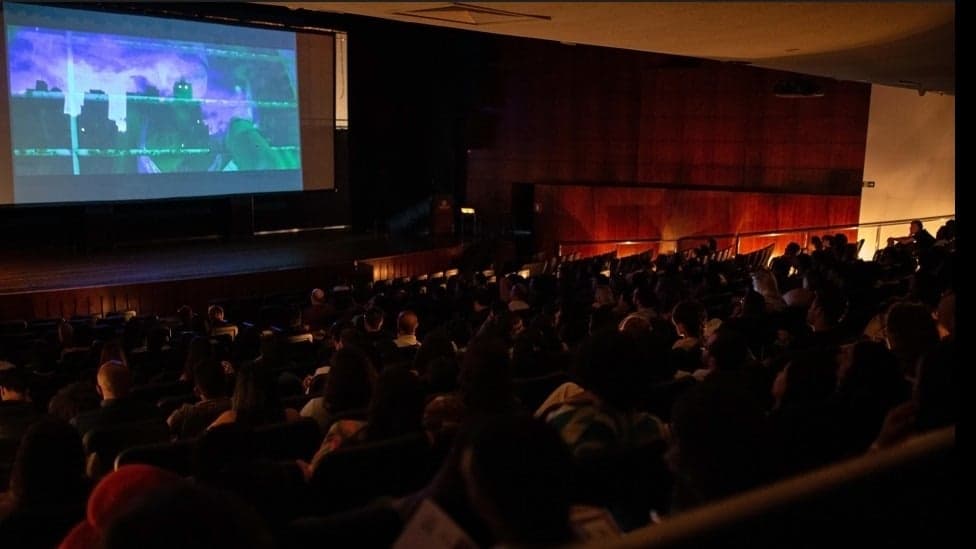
<box><xmin>59</xmin><ymin>465</ymin><xmax>184</xmax><ymax>549</ymax></box>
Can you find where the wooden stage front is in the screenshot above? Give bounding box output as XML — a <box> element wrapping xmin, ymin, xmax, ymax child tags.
<box><xmin>0</xmin><ymin>232</ymin><xmax>465</xmax><ymax>321</ymax></box>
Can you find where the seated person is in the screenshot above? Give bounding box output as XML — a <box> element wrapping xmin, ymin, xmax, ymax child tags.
<box><xmin>301</xmin><ymin>365</ymin><xmax>425</xmax><ymax>477</ymax></box>
<box><xmin>166</xmin><ymin>359</ymin><xmax>231</xmax><ymax>440</ymax></box>
<box><xmin>541</xmin><ymin>330</ymin><xmax>666</xmax><ymax>458</ymax></box>
<box><xmin>208</xmin><ymin>360</ymin><xmax>300</xmax><ymax>430</ymax></box>
<box><xmin>71</xmin><ymin>362</ymin><xmax>162</xmax><ymax>438</ymax></box>
<box><xmin>300</xmin><ymin>347</ymin><xmax>375</xmax><ymax>431</ymax></box>
<box><xmin>0</xmin><ymin>365</ymin><xmax>40</xmax><ymax>445</ymax></box>
<box><xmin>887</xmin><ymin>219</ymin><xmax>935</xmax><ymax>250</ymax></box>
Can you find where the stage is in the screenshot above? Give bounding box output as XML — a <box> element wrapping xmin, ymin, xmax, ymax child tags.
<box><xmin>0</xmin><ymin>231</ymin><xmax>466</xmax><ymax>321</ymax></box>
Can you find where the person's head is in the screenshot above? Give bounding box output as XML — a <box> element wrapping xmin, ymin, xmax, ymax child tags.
<box><xmin>633</xmin><ymin>285</ymin><xmax>657</xmax><ymax>311</ymax></box>
<box><xmin>193</xmin><ymin>358</ymin><xmax>227</xmax><ymax>401</ymax></box>
<box><xmin>96</xmin><ymin>361</ymin><xmax>132</xmax><ymax>400</ymax></box>
<box><xmin>397</xmin><ymin>310</ymin><xmax>419</xmax><ymax>336</ymax></box>
<box><xmin>936</xmin><ymin>292</ymin><xmax>955</xmax><ymax>339</ymax></box>
<box><xmin>910</xmin><ymin>220</ymin><xmax>923</xmax><ymax>236</ymax></box>
<box><xmin>48</xmin><ymin>382</ymin><xmax>101</xmax><ymax>422</ymax></box>
<box><xmin>784</xmin><ymin>242</ymin><xmax>801</xmax><ymax>257</ymax></box>
<box><xmin>230</xmin><ymin>360</ymin><xmax>280</xmax><ymax>424</ymax></box>
<box><xmin>884</xmin><ymin>302</ymin><xmax>939</xmax><ymax>363</ymax></box>
<box><xmin>363</xmin><ymin>306</ymin><xmax>384</xmax><ymax>333</ymax></box>
<box><xmin>459</xmin><ymin>415</ymin><xmax>574</xmax><ymax>545</ymax></box>
<box><xmin>736</xmin><ymin>290</ymin><xmax>766</xmax><ymax>318</ymax></box>
<box><xmin>310</xmin><ymin>287</ymin><xmax>326</xmax><ymax>305</ymax></box>
<box><xmin>207</xmin><ymin>305</ymin><xmax>225</xmax><ymax>324</ymax></box>
<box><xmin>751</xmin><ymin>269</ymin><xmax>781</xmax><ymax>299</ymax></box>
<box><xmin>509</xmin><ymin>283</ymin><xmax>528</xmax><ymax>303</ymax></box>
<box><xmin>177</xmin><ymin>305</ymin><xmax>194</xmax><ymax>327</ymax></box>
<box><xmin>672</xmin><ymin>300</ymin><xmax>706</xmax><ymax>339</ymax></box>
<box><xmin>772</xmin><ymin>350</ymin><xmax>837</xmax><ymax>409</ymax></box>
<box><xmin>8</xmin><ymin>417</ymin><xmax>85</xmax><ymax>505</ymax></box>
<box><xmin>0</xmin><ymin>366</ymin><xmax>30</xmax><ymax>402</ymax></box>
<box><xmin>807</xmin><ymin>288</ymin><xmax>847</xmax><ymax>330</ymax></box>
<box><xmin>99</xmin><ymin>341</ymin><xmax>128</xmax><ymax>369</ymax></box>
<box><xmin>703</xmin><ymin>328</ymin><xmax>750</xmax><ymax>372</ymax></box>
<box><xmin>459</xmin><ymin>336</ymin><xmax>514</xmax><ymax>414</ymax></box>
<box><xmin>810</xmin><ymin>235</ymin><xmax>823</xmax><ymax>251</ymax></box>
<box><xmin>424</xmin><ymin>356</ymin><xmax>460</xmax><ymax>395</ymax></box>
<box><xmin>366</xmin><ymin>366</ymin><xmax>426</xmax><ymax>440</ymax></box>
<box><xmin>184</xmin><ymin>336</ymin><xmax>214</xmax><ymax>380</ymax></box>
<box><xmin>100</xmin><ymin>479</ymin><xmax>275</xmax><ymax>549</ymax></box>
<box><xmin>324</xmin><ymin>347</ymin><xmax>376</xmax><ymax>415</ymax></box>
<box><xmin>413</xmin><ymin>330</ymin><xmax>456</xmax><ymax>376</ymax></box>
<box><xmin>473</xmin><ymin>289</ymin><xmax>493</xmax><ymax>312</ymax></box>
<box><xmin>593</xmin><ymin>285</ymin><xmax>615</xmax><ymax>308</ymax></box>
<box><xmin>618</xmin><ymin>313</ymin><xmax>651</xmax><ymax>336</ymax></box>
<box><xmin>58</xmin><ymin>320</ymin><xmax>75</xmax><ymax>347</ymax></box>
<box><xmin>574</xmin><ymin>329</ymin><xmax>647</xmax><ymax>410</ymax></box>
<box><xmin>670</xmin><ymin>372</ymin><xmax>769</xmax><ymax>507</ymax></box>
<box><xmin>837</xmin><ymin>341</ymin><xmax>908</xmax><ymax>411</ymax></box>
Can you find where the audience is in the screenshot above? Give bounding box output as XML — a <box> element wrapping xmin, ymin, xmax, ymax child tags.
<box><xmin>0</xmin><ymin>218</ymin><xmax>958</xmax><ymax>547</ymax></box>
<box><xmin>208</xmin><ymin>360</ymin><xmax>300</xmax><ymax>430</ymax></box>
<box><xmin>71</xmin><ymin>362</ymin><xmax>161</xmax><ymax>437</ymax></box>
<box><xmin>166</xmin><ymin>358</ymin><xmax>231</xmax><ymax>440</ymax></box>
<box><xmin>0</xmin><ymin>418</ymin><xmax>89</xmax><ymax>549</ymax></box>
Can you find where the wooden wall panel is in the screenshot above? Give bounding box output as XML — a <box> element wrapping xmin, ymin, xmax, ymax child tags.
<box><xmin>465</xmin><ymin>40</ymin><xmax>871</xmax><ymax>248</ymax></box>
<box><xmin>533</xmin><ymin>183</ymin><xmax>861</xmax><ymax>259</ymax></box>
<box><xmin>0</xmin><ymin>246</ymin><xmax>464</xmax><ymax>322</ymax></box>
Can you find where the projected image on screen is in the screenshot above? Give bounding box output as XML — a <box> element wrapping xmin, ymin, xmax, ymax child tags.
<box><xmin>7</xmin><ymin>27</ymin><xmax>300</xmax><ymax>177</ymax></box>
<box><xmin>0</xmin><ymin>2</ymin><xmax>333</xmax><ymax>204</ymax></box>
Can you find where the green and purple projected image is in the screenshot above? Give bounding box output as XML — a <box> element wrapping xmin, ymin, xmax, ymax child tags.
<box><xmin>3</xmin><ymin>2</ymin><xmax>305</xmax><ymax>204</ymax></box>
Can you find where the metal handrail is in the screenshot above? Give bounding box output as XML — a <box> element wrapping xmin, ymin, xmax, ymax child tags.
<box><xmin>556</xmin><ymin>213</ymin><xmax>954</xmax><ymax>258</ymax></box>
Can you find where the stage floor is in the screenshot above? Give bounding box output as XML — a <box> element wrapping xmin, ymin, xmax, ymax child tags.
<box><xmin>0</xmin><ymin>231</ymin><xmax>459</xmax><ymax>295</ymax></box>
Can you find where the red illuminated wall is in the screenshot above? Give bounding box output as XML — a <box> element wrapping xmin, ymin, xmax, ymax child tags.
<box><xmin>465</xmin><ymin>40</ymin><xmax>870</xmax><ymax>253</ymax></box>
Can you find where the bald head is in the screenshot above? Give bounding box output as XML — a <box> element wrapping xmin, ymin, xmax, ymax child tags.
<box><xmin>97</xmin><ymin>361</ymin><xmax>132</xmax><ymax>400</ymax></box>
<box><xmin>311</xmin><ymin>288</ymin><xmax>326</xmax><ymax>305</ymax></box>
<box><xmin>397</xmin><ymin>311</ymin><xmax>419</xmax><ymax>336</ymax></box>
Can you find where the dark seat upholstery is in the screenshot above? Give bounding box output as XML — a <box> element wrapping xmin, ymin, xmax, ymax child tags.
<box><xmin>574</xmin><ymin>440</ymin><xmax>673</xmax><ymax>531</ymax></box>
<box><xmin>114</xmin><ymin>438</ymin><xmax>195</xmax><ymax>476</ymax></box>
<box><xmin>82</xmin><ymin>418</ymin><xmax>170</xmax><ymax>478</ymax></box>
<box><xmin>513</xmin><ymin>371</ymin><xmax>571</xmax><ymax>412</ymax></box>
<box><xmin>310</xmin><ymin>432</ymin><xmax>434</xmax><ymax>514</ymax></box>
<box><xmin>253</xmin><ymin>417</ymin><xmax>322</xmax><ymax>461</ymax></box>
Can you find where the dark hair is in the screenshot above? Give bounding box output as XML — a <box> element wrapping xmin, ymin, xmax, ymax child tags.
<box><xmin>324</xmin><ymin>347</ymin><xmax>376</xmax><ymax>415</ymax></box>
<box><xmin>230</xmin><ymin>360</ymin><xmax>283</xmax><ymax>427</ymax></box>
<box><xmin>99</xmin><ymin>341</ymin><xmax>128</xmax><ymax>369</ymax></box>
<box><xmin>672</xmin><ymin>300</ymin><xmax>706</xmax><ymax>338</ymax></box>
<box><xmin>194</xmin><ymin>358</ymin><xmax>228</xmax><ymax>399</ymax></box>
<box><xmin>884</xmin><ymin>302</ymin><xmax>939</xmax><ymax>366</ymax></box>
<box><xmin>102</xmin><ymin>480</ymin><xmax>274</xmax><ymax>549</ymax></box>
<box><xmin>813</xmin><ymin>288</ymin><xmax>848</xmax><ymax>326</ymax></box>
<box><xmin>460</xmin><ymin>336</ymin><xmax>515</xmax><ymax>415</ymax></box>
<box><xmin>9</xmin><ymin>417</ymin><xmax>86</xmax><ymax>505</ymax></box>
<box><xmin>461</xmin><ymin>415</ymin><xmax>574</xmax><ymax>545</ymax></box>
<box><xmin>412</xmin><ymin>330</ymin><xmax>457</xmax><ymax>376</ymax></box>
<box><xmin>48</xmin><ymin>382</ymin><xmax>101</xmax><ymax>422</ymax></box>
<box><xmin>364</xmin><ymin>366</ymin><xmax>426</xmax><ymax>441</ymax></box>
<box><xmin>364</xmin><ymin>307</ymin><xmax>385</xmax><ymax>331</ymax></box>
<box><xmin>0</xmin><ymin>366</ymin><xmax>29</xmax><ymax>394</ymax></box>
<box><xmin>785</xmin><ymin>242</ymin><xmax>801</xmax><ymax>256</ymax></box>
<box><xmin>574</xmin><ymin>329</ymin><xmax>647</xmax><ymax>410</ymax></box>
<box><xmin>424</xmin><ymin>356</ymin><xmax>460</xmax><ymax>395</ymax></box>
<box><xmin>781</xmin><ymin>350</ymin><xmax>837</xmax><ymax>408</ymax></box>
<box><xmin>183</xmin><ymin>336</ymin><xmax>214</xmax><ymax>383</ymax></box>
<box><xmin>706</xmin><ymin>329</ymin><xmax>750</xmax><ymax>372</ymax></box>
<box><xmin>233</xmin><ymin>327</ymin><xmax>262</xmax><ymax>363</ymax></box>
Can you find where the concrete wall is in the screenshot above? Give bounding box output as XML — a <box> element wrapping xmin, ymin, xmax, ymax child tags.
<box><xmin>858</xmin><ymin>85</ymin><xmax>955</xmax><ymax>258</ymax></box>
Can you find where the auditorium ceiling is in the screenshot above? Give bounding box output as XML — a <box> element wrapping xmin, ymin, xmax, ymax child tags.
<box><xmin>266</xmin><ymin>2</ymin><xmax>955</xmax><ymax>95</ymax></box>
